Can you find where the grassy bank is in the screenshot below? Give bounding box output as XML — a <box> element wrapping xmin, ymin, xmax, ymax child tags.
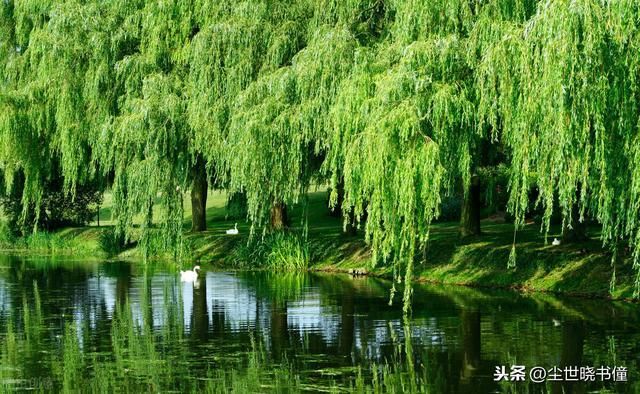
<box><xmin>312</xmin><ymin>222</ymin><xmax>636</xmax><ymax>301</ymax></box>
<box><xmin>0</xmin><ymin>191</ymin><xmax>636</xmax><ymax>301</ymax></box>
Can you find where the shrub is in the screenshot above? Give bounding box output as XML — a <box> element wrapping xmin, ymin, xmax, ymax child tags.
<box><xmin>226</xmin><ymin>192</ymin><xmax>248</xmax><ymax>220</ymax></box>
<box><xmin>227</xmin><ymin>239</ymin><xmax>268</xmax><ymax>269</ymax></box>
<box><xmin>0</xmin><ymin>221</ymin><xmax>15</xmax><ymax>248</ymax></box>
<box><xmin>0</xmin><ymin>172</ymin><xmax>103</xmax><ymax>235</ymax></box>
<box><xmin>133</xmin><ymin>230</ymin><xmax>194</xmax><ymax>262</ymax></box>
<box><xmin>227</xmin><ymin>232</ymin><xmax>309</xmax><ymax>271</ymax></box>
<box><xmin>264</xmin><ymin>233</ymin><xmax>309</xmax><ymax>271</ymax></box>
<box><xmin>40</xmin><ymin>187</ymin><xmax>103</xmax><ymax>229</ymax></box>
<box><xmin>25</xmin><ymin>232</ymin><xmax>54</xmax><ymax>251</ymax></box>
<box><xmin>98</xmin><ymin>227</ymin><xmax>128</xmax><ymax>257</ymax></box>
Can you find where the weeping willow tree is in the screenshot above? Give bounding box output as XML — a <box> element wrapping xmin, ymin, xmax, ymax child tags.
<box><xmin>187</xmin><ymin>1</ymin><xmax>307</xmax><ymax>230</ymax></box>
<box><xmin>197</xmin><ymin>1</ymin><xmax>366</xmax><ymax>232</ymax></box>
<box><xmin>0</xmin><ymin>0</ymin><xmax>53</xmax><ymax>224</ymax></box>
<box><xmin>1</xmin><ymin>0</ymin><xmax>199</xmax><ymax>252</ymax></box>
<box><xmin>224</xmin><ymin>28</ymin><xmax>356</xmax><ymax>231</ymax></box>
<box><xmin>0</xmin><ymin>0</ymin><xmax>110</xmax><ymax>230</ymax></box>
<box><xmin>93</xmin><ymin>0</ymin><xmax>198</xmax><ymax>254</ymax></box>
<box><xmin>3</xmin><ymin>0</ymin><xmax>640</xmax><ymax>300</ymax></box>
<box><xmin>477</xmin><ymin>0</ymin><xmax>640</xmax><ymax>290</ymax></box>
<box><xmin>326</xmin><ymin>0</ymin><xmax>501</xmax><ymax>309</ymax></box>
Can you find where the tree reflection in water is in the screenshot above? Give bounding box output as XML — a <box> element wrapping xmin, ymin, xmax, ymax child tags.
<box><xmin>0</xmin><ymin>256</ymin><xmax>637</xmax><ymax>393</ymax></box>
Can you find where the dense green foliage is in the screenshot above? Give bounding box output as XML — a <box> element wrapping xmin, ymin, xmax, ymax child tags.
<box><xmin>1</xmin><ymin>0</ymin><xmax>640</xmax><ymax>300</ymax></box>
<box><xmin>0</xmin><ymin>172</ymin><xmax>102</xmax><ymax>234</ymax></box>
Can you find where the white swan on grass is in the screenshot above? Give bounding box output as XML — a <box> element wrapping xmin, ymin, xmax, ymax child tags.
<box><xmin>226</xmin><ymin>223</ymin><xmax>239</xmax><ymax>235</ymax></box>
<box><xmin>180</xmin><ymin>266</ymin><xmax>201</xmax><ymax>282</ymax></box>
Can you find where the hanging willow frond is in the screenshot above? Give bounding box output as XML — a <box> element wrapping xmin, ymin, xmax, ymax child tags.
<box><xmin>2</xmin><ymin>0</ymin><xmax>640</xmax><ymax>298</ymax></box>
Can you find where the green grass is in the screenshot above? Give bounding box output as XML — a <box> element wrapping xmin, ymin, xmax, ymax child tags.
<box><xmin>90</xmin><ymin>190</ymin><xmax>231</xmax><ymax>229</ymax></box>
<box><xmin>0</xmin><ymin>227</ymin><xmax>105</xmax><ymax>258</ymax></box>
<box><xmin>230</xmin><ymin>232</ymin><xmax>310</xmax><ymax>271</ymax></box>
<box><xmin>1</xmin><ymin>189</ymin><xmax>637</xmax><ymax>300</ymax></box>
<box><xmin>312</xmin><ymin>216</ymin><xmax>636</xmax><ymax>300</ymax></box>
<box><xmin>414</xmin><ymin>222</ymin><xmax>635</xmax><ymax>299</ymax></box>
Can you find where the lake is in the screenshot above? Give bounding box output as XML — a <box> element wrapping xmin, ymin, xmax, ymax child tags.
<box><xmin>0</xmin><ymin>255</ymin><xmax>638</xmax><ymax>393</ymax></box>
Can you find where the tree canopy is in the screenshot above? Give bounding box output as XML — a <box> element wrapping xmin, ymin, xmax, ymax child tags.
<box><xmin>2</xmin><ymin>0</ymin><xmax>640</xmax><ymax>299</ymax></box>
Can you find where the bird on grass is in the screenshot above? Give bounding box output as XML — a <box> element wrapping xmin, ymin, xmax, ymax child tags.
<box><xmin>552</xmin><ymin>238</ymin><xmax>561</xmax><ymax>246</ymax></box>
<box><xmin>180</xmin><ymin>266</ymin><xmax>201</xmax><ymax>282</ymax></box>
<box><xmin>226</xmin><ymin>223</ymin><xmax>239</xmax><ymax>235</ymax></box>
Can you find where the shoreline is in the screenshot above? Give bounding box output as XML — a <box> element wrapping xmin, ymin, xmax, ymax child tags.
<box><xmin>312</xmin><ymin>265</ymin><xmax>638</xmax><ymax>303</ymax></box>
<box><xmin>1</xmin><ymin>221</ymin><xmax>637</xmax><ymax>303</ymax></box>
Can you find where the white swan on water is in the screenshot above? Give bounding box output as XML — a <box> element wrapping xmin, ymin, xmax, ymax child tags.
<box><xmin>180</xmin><ymin>266</ymin><xmax>200</xmax><ymax>282</ymax></box>
<box><xmin>226</xmin><ymin>223</ymin><xmax>239</xmax><ymax>235</ymax></box>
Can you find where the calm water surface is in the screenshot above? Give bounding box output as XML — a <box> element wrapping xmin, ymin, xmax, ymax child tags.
<box><xmin>0</xmin><ymin>255</ymin><xmax>638</xmax><ymax>393</ymax></box>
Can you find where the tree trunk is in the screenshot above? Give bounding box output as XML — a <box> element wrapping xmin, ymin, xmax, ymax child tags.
<box><xmin>190</xmin><ymin>156</ymin><xmax>208</xmax><ymax>232</ymax></box>
<box><xmin>459</xmin><ymin>175</ymin><xmax>481</xmax><ymax>238</ymax></box>
<box><xmin>270</xmin><ymin>201</ymin><xmax>289</xmax><ymax>230</ymax></box>
<box><xmin>344</xmin><ymin>215</ymin><xmax>357</xmax><ymax>236</ymax></box>
<box><xmin>328</xmin><ymin>181</ymin><xmax>344</xmax><ymax>218</ymax></box>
